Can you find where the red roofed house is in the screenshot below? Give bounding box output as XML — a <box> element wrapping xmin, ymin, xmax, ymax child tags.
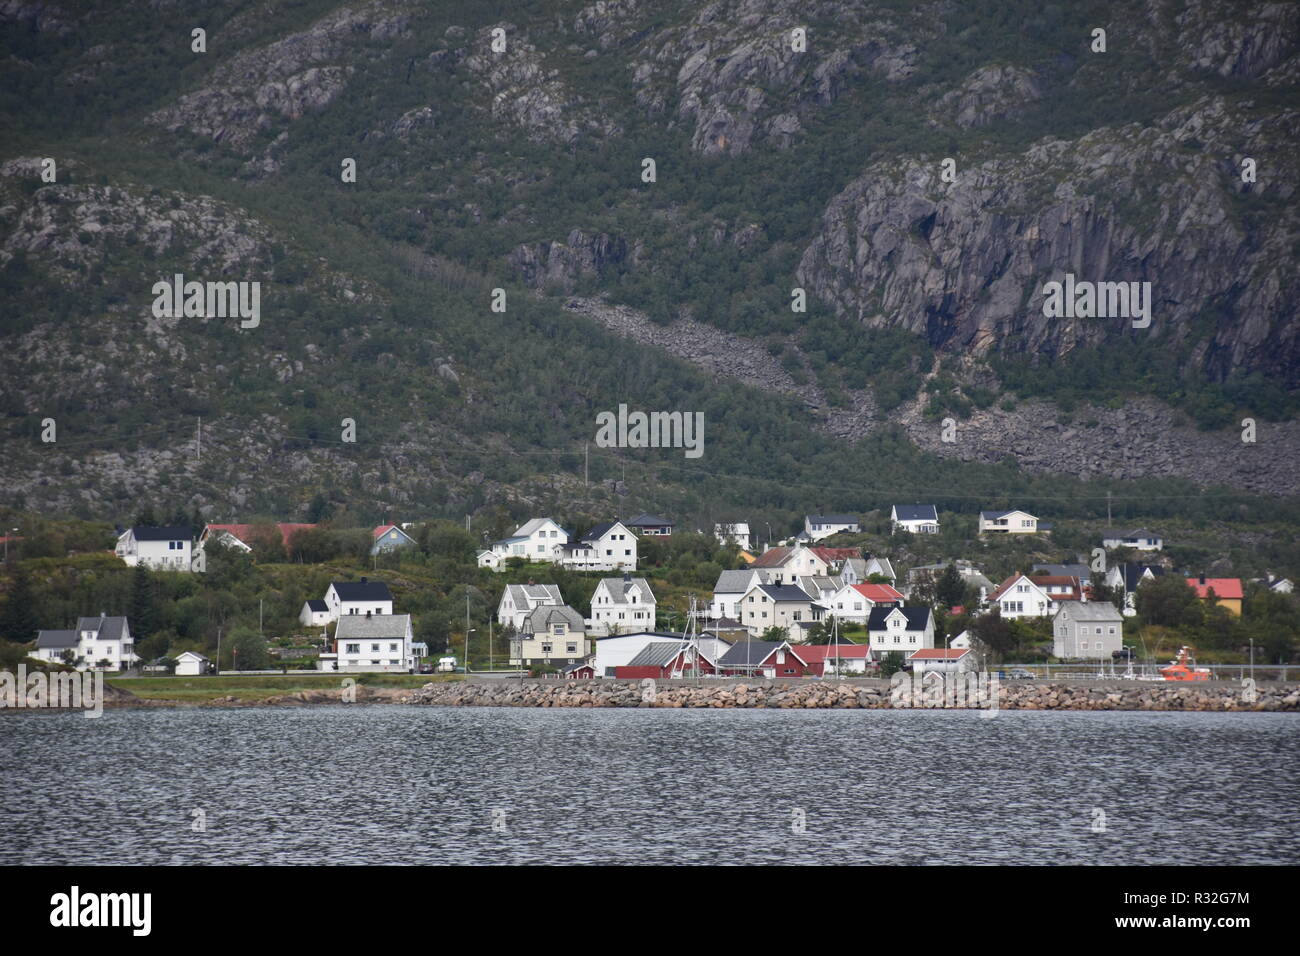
<box><xmin>1187</xmin><ymin>576</ymin><xmax>1243</xmax><ymax>616</ymax></box>
<box><xmin>200</xmin><ymin>522</ymin><xmax>317</xmax><ymax>557</ymax></box>
<box><xmin>810</xmin><ymin>547</ymin><xmax>862</xmax><ymax>570</ymax></box>
<box><xmin>989</xmin><ymin>574</ymin><xmax>1083</xmax><ymax>619</ymax></box>
<box><xmin>907</xmin><ymin>647</ymin><xmax>974</xmax><ymax>675</ymax></box>
<box><xmin>613</xmin><ymin>641</ymin><xmax>717</xmax><ymax>680</ymax></box>
<box><xmin>828</xmin><ymin>582</ymin><xmax>905</xmax><ymax>623</ymax></box>
<box><xmin>750</xmin><ymin>544</ymin><xmax>832</xmax><ymax>584</ymax></box>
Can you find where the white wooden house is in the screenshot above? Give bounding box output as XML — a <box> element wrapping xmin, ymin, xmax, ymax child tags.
<box><xmin>1052</xmin><ymin>601</ymin><xmax>1124</xmax><ymax>659</ymax></box>
<box><xmin>588</xmin><ymin>575</ymin><xmax>657</xmax><ymax>636</ymax></box>
<box><xmin>324</xmin><ymin>578</ymin><xmax>394</xmax><ymax>622</ymax></box>
<box><xmin>115</xmin><ymin>526</ymin><xmax>194</xmax><ymax>571</ymax></box>
<box><xmin>34</xmin><ymin>615</ymin><xmax>136</xmax><ymax>671</ymax></box>
<box><xmin>978</xmin><ymin>510</ymin><xmax>1042</xmax><ymax>534</ymax></box>
<box><xmin>558</xmin><ymin>521</ymin><xmax>637</xmax><ymax>571</ymax></box>
<box><xmin>497</xmin><ymin>583</ymin><xmax>564</xmax><ymax>632</ymax></box>
<box><xmin>890</xmin><ymin>505</ymin><xmax>939</xmax><ymax>534</ymax></box>
<box><xmin>866</xmin><ymin>607</ymin><xmax>935</xmax><ymax>660</ymax></box>
<box><xmin>803</xmin><ymin>514</ymin><xmax>859</xmax><ymax>541</ymax></box>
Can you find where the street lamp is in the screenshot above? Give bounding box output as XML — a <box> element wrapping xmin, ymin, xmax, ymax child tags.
<box><xmin>3</xmin><ymin>527</ymin><xmax>17</xmax><ymax>562</ymax></box>
<box><xmin>466</xmin><ymin>628</ymin><xmax>475</xmax><ymax>674</ymax></box>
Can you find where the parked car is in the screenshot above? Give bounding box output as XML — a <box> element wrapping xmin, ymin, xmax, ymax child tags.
<box><xmin>1007</xmin><ymin>668</ymin><xmax>1035</xmax><ymax>680</ymax></box>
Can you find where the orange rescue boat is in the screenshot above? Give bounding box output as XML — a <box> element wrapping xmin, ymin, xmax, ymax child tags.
<box><xmin>1159</xmin><ymin>646</ymin><xmax>1212</xmax><ymax>681</ymax></box>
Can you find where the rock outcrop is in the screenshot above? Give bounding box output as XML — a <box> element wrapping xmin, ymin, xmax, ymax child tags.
<box><xmin>797</xmin><ymin>95</ymin><xmax>1300</xmax><ymax>382</ymax></box>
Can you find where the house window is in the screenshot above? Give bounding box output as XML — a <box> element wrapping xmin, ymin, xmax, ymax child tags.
<box><xmin>346</xmin><ymin>644</ymin><xmax>360</xmax><ymax>654</ymax></box>
<box><xmin>541</xmin><ymin>643</ymin><xmax>552</xmax><ymax>653</ymax></box>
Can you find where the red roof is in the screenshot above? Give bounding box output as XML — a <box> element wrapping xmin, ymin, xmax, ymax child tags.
<box><xmin>751</xmin><ymin>547</ymin><xmax>792</xmax><ymax>568</ymax></box>
<box><xmin>204</xmin><ymin>523</ymin><xmax>317</xmax><ymax>548</ymax></box>
<box><xmin>907</xmin><ymin>648</ymin><xmax>970</xmax><ymax>660</ymax></box>
<box><xmin>851</xmin><ymin>583</ymin><xmax>904</xmax><ymax>603</ymax></box>
<box><xmin>990</xmin><ymin>574</ymin><xmax>1081</xmax><ymax>602</ymax></box>
<box><xmin>811</xmin><ymin>547</ymin><xmax>860</xmax><ymax>563</ymax></box>
<box><xmin>372</xmin><ymin>523</ymin><xmax>404</xmax><ymax>539</ymax></box>
<box><xmin>1187</xmin><ymin>577</ymin><xmax>1243</xmax><ymax>600</ymax></box>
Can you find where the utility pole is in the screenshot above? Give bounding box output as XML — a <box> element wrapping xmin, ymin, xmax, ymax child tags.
<box><xmin>196</xmin><ymin>416</ymin><xmax>201</xmax><ymax>461</ymax></box>
<box><xmin>259</xmin><ymin>599</ymin><xmax>263</xmax><ymax>635</ymax></box>
<box><xmin>1106</xmin><ymin>491</ymin><xmax>1112</xmax><ymax>528</ymax></box>
<box><xmin>465</xmin><ymin>589</ymin><xmax>471</xmax><ymax>673</ymax></box>
<box><xmin>215</xmin><ymin>627</ymin><xmax>222</xmax><ymax>676</ymax></box>
<box><xmin>584</xmin><ymin>443</ymin><xmax>589</xmax><ymax>487</ymax></box>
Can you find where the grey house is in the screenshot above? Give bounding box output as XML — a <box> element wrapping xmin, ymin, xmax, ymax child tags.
<box><xmin>1052</xmin><ymin>602</ymin><xmax>1125</xmax><ymax>659</ymax></box>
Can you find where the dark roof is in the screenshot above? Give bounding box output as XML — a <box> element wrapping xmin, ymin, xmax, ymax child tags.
<box><xmin>580</xmin><ymin>521</ymin><xmax>618</xmax><ymax>541</ymax></box>
<box><xmin>132</xmin><ymin>525</ymin><xmax>192</xmax><ymax>541</ymax></box>
<box><xmin>892</xmin><ymin>505</ymin><xmax>938</xmax><ymax>521</ymax></box>
<box><xmin>625</xmin><ymin>514</ymin><xmax>671</xmax><ymax>527</ymax></box>
<box><xmin>74</xmin><ymin>615</ymin><xmax>128</xmax><ymax>641</ymax></box>
<box><xmin>305</xmin><ymin>599</ymin><xmax>328</xmax><ymax>612</ymax></box>
<box><xmin>331</xmin><ymin>579</ymin><xmax>394</xmax><ymax>602</ymax></box>
<box><xmin>807</xmin><ymin>514</ymin><xmax>858</xmax><ymax>524</ymax></box>
<box><xmin>756</xmin><ymin>584</ymin><xmax>817</xmax><ymax>602</ymax></box>
<box><xmin>35</xmin><ymin>629</ymin><xmax>78</xmax><ymax>649</ymax></box>
<box><xmin>626</xmin><ymin>642</ymin><xmax>691</xmax><ymax>667</ymax></box>
<box><xmin>866</xmin><ymin>606</ymin><xmax>932</xmax><ymax>631</ymax></box>
<box><xmin>718</xmin><ymin>641</ymin><xmax>783</xmax><ymax>667</ymax></box>
<box><xmin>1033</xmin><ymin>563</ymin><xmax>1091</xmax><ymax>580</ymax></box>
<box><xmin>1120</xmin><ymin>563</ymin><xmax>1166</xmax><ymax>591</ymax></box>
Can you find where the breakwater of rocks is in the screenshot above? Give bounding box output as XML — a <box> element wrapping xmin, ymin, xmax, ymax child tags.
<box><xmin>400</xmin><ymin>679</ymin><xmax>1300</xmax><ymax>711</ymax></box>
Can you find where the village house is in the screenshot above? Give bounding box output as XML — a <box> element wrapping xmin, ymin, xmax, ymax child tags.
<box><xmin>750</xmin><ymin>544</ymin><xmax>835</xmax><ymax>584</ymax></box>
<box><xmin>907</xmin><ymin>647</ymin><xmax>974</xmax><ymax>675</ymax></box>
<box><xmin>738</xmin><ymin>583</ymin><xmax>827</xmax><ymax>637</ymax></box>
<box><xmin>1187</xmin><ymin>576</ymin><xmax>1244</xmax><ymax>616</ymax></box>
<box><xmin>717</xmin><ymin>640</ymin><xmax>809</xmax><ymax>678</ymax></box>
<box><xmin>558</xmin><ymin>521</ymin><xmax>637</xmax><ymax>571</ymax></box>
<box><xmin>319</xmin><ymin>612</ymin><xmax>415</xmax><ymax>672</ymax></box>
<box><xmin>828</xmin><ymin>582</ymin><xmax>906</xmax><ymax>624</ymax></box>
<box><xmin>198</xmin><ymin>522</ymin><xmax>317</xmax><ymax>560</ymax></box>
<box><xmin>890</xmin><ymin>504</ymin><xmax>940</xmax><ymax>534</ymax></box>
<box><xmin>796</xmin><ymin>574</ymin><xmax>844</xmax><ymax>608</ymax></box>
<box><xmin>867</xmin><ymin>606</ymin><xmax>936</xmax><ymax>660</ymax></box>
<box><xmin>715</xmin><ymin>522</ymin><xmax>751</xmax><ymax>550</ymax></box>
<box><xmin>978</xmin><ymin>510</ymin><xmax>1043</xmax><ymax>534</ymax></box>
<box><xmin>116</xmin><ymin>526</ymin><xmax>194</xmax><ymax>571</ymax></box>
<box><xmin>795</xmin><ymin>643</ymin><xmax>874</xmax><ymax>676</ymax></box>
<box><xmin>511</xmin><ymin>605</ymin><xmax>589</xmax><ymax>668</ymax></box>
<box><xmin>1105</xmin><ymin>562</ymin><xmax>1167</xmax><ymax>613</ymax></box>
<box><xmin>803</xmin><ymin>514</ymin><xmax>860</xmax><ymax>542</ymax></box>
<box><xmin>1102</xmin><ymin>529</ymin><xmax>1163</xmax><ymax>552</ymax></box>
<box><xmin>987</xmin><ymin>574</ymin><xmax>1083</xmax><ymax>619</ymax></box>
<box><xmin>33</xmin><ymin>615</ymin><xmax>136</xmax><ymax>671</ymax></box>
<box><xmin>497</xmin><ymin>583</ymin><xmax>564</xmax><ymax>632</ymax></box>
<box><xmin>613</xmin><ymin>641</ymin><xmax>717</xmax><ymax>680</ymax></box>
<box><xmin>324</xmin><ymin>578</ymin><xmax>394</xmax><ymax>622</ymax></box>
<box><xmin>839</xmin><ymin>555</ymin><xmax>896</xmax><ymax>586</ymax></box>
<box><xmin>709</xmin><ymin>568</ymin><xmax>775</xmax><ymax>620</ymax></box>
<box><xmin>371</xmin><ymin>523</ymin><xmax>417</xmax><ymax>555</ymax></box>
<box><xmin>1032</xmin><ymin>562</ymin><xmax>1094</xmax><ymax>588</ymax></box>
<box><xmin>481</xmin><ymin>517</ymin><xmax>570</xmax><ymax>568</ymax></box>
<box><xmin>299</xmin><ymin>599</ymin><xmax>331</xmax><ymax>628</ymax></box>
<box><xmin>1052</xmin><ymin>601</ymin><xmax>1125</xmax><ymax>659</ymax></box>
<box><xmin>174</xmin><ymin>651</ymin><xmax>210</xmax><ymax>676</ymax></box>
<box><xmin>590</xmin><ymin>630</ymin><xmax>732</xmax><ymax>677</ymax></box>
<box><xmin>588</xmin><ymin>575</ymin><xmax>657</xmax><ymax>636</ymax></box>
<box><xmin>625</xmin><ymin>514</ymin><xmax>673</xmax><ymax>537</ymax></box>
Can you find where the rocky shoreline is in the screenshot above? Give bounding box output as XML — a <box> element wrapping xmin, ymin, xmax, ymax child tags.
<box><xmin>399</xmin><ymin>679</ymin><xmax>1300</xmax><ymax>712</ymax></box>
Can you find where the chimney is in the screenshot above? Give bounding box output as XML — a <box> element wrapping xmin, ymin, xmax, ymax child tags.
<box><xmin>623</xmin><ymin>571</ymin><xmax>631</xmax><ymax>582</ymax></box>
<box><xmin>1199</xmin><ymin>573</ymin><xmax>1206</xmax><ymax>585</ymax></box>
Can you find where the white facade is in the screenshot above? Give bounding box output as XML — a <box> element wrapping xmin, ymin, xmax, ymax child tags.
<box><xmin>990</xmin><ymin>575</ymin><xmax>1054</xmax><ymax>618</ymax></box>
<box><xmin>174</xmin><ymin>651</ymin><xmax>210</xmax><ymax>676</ymax></box>
<box><xmin>33</xmin><ymin>616</ymin><xmax>136</xmax><ymax>671</ymax></box>
<box><xmin>867</xmin><ymin>607</ymin><xmax>935</xmax><ymax>659</ymax></box>
<box><xmin>299</xmin><ymin>601</ymin><xmax>331</xmax><ymax>628</ymax></box>
<box><xmin>588</xmin><ymin>577</ymin><xmax>657</xmax><ymax>636</ymax></box>
<box><xmin>116</xmin><ymin>528</ymin><xmax>193</xmax><ymax>571</ymax></box>
<box><xmin>1101</xmin><ymin>530</ymin><xmax>1163</xmax><ymax>551</ymax></box>
<box><xmin>329</xmin><ymin>614</ymin><xmax>415</xmax><ymax>672</ymax></box>
<box><xmin>890</xmin><ymin>506</ymin><xmax>939</xmax><ymax>534</ymax></box>
<box><xmin>738</xmin><ymin>584</ymin><xmax>825</xmax><ymax>637</ymax></box>
<box><xmin>715</xmin><ymin>522</ymin><xmax>751</xmax><ymax>550</ymax></box>
<box><xmin>559</xmin><ymin>521</ymin><xmax>637</xmax><ymax>572</ymax></box>
<box><xmin>325</xmin><ymin>581</ymin><xmax>394</xmax><ymax>622</ymax></box>
<box><xmin>486</xmin><ymin>517</ymin><xmax>569</xmax><ymax>567</ymax></box>
<box><xmin>979</xmin><ymin>510</ymin><xmax>1040</xmax><ymax>534</ymax></box>
<box><xmin>803</xmin><ymin>515</ymin><xmax>859</xmax><ymax>542</ymax></box>
<box><xmin>497</xmin><ymin>583</ymin><xmax>564</xmax><ymax>631</ymax></box>
<box><xmin>709</xmin><ymin>569</ymin><xmax>773</xmax><ymax>620</ymax></box>
<box><xmin>827</xmin><ymin>583</ymin><xmax>903</xmax><ymax>624</ymax></box>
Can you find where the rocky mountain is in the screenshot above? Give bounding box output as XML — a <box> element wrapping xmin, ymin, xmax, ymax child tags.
<box><xmin>0</xmin><ymin>0</ymin><xmax>1297</xmax><ymax>524</ymax></box>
